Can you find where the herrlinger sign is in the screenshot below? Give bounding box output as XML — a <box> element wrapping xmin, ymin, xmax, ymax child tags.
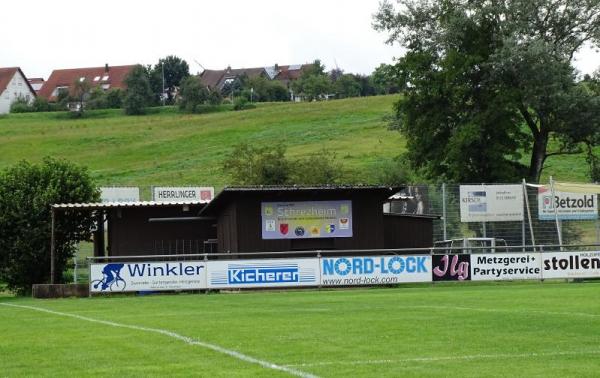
<box><xmin>261</xmin><ymin>200</ymin><xmax>352</xmax><ymax>239</ymax></box>
<box><xmin>90</xmin><ymin>261</ymin><xmax>206</xmax><ymax>293</ymax></box>
<box><xmin>152</xmin><ymin>186</ymin><xmax>214</xmax><ymax>202</ymax></box>
<box><xmin>460</xmin><ymin>185</ymin><xmax>524</xmax><ymax>222</ymax></box>
<box><xmin>537</xmin><ymin>187</ymin><xmax>598</xmax><ymax>220</ymax></box>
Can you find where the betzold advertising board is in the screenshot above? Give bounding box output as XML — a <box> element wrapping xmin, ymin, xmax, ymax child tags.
<box><xmin>90</xmin><ymin>261</ymin><xmax>207</xmax><ymax>293</ymax></box>
<box><xmin>537</xmin><ymin>187</ymin><xmax>598</xmax><ymax>220</ymax></box>
<box><xmin>206</xmin><ymin>258</ymin><xmax>319</xmax><ymax>289</ymax></box>
<box><xmin>460</xmin><ymin>185</ymin><xmax>524</xmax><ymax>222</ymax></box>
<box><xmin>542</xmin><ymin>251</ymin><xmax>600</xmax><ymax>279</ymax></box>
<box><xmin>152</xmin><ymin>186</ymin><xmax>214</xmax><ymax>202</ymax></box>
<box><xmin>471</xmin><ymin>253</ymin><xmax>541</xmax><ymax>281</ymax></box>
<box><xmin>100</xmin><ymin>187</ymin><xmax>140</xmax><ymax>203</ymax></box>
<box><xmin>320</xmin><ymin>255</ymin><xmax>431</xmax><ymax>286</ymax></box>
<box><xmin>432</xmin><ymin>254</ymin><xmax>471</xmax><ymax>281</ymax></box>
<box><xmin>261</xmin><ymin>201</ymin><xmax>352</xmax><ymax>239</ymax></box>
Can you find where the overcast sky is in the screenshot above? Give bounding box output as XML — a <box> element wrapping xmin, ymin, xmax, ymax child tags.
<box><xmin>2</xmin><ymin>0</ymin><xmax>599</xmax><ymax>79</ymax></box>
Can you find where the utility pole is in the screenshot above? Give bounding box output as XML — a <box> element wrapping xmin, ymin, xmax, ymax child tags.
<box><xmin>161</xmin><ymin>62</ymin><xmax>166</xmax><ymax>106</ymax></box>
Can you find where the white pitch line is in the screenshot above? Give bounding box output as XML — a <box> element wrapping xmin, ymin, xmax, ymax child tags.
<box><xmin>1</xmin><ymin>303</ymin><xmax>318</xmax><ymax>378</ymax></box>
<box><xmin>285</xmin><ymin>350</ymin><xmax>600</xmax><ymax>368</ymax></box>
<box><xmin>400</xmin><ymin>305</ymin><xmax>600</xmax><ymax>319</ymax></box>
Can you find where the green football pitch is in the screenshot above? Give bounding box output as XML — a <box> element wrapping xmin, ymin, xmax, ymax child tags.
<box><xmin>1</xmin><ymin>282</ymin><xmax>599</xmax><ymax>377</ymax></box>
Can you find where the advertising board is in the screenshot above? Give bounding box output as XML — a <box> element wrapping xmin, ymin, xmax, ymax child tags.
<box><xmin>459</xmin><ymin>185</ymin><xmax>523</xmax><ymax>222</ymax></box>
<box><xmin>432</xmin><ymin>254</ymin><xmax>471</xmax><ymax>281</ymax></box>
<box><xmin>100</xmin><ymin>187</ymin><xmax>140</xmax><ymax>203</ymax></box>
<box><xmin>320</xmin><ymin>255</ymin><xmax>431</xmax><ymax>286</ymax></box>
<box><xmin>261</xmin><ymin>201</ymin><xmax>352</xmax><ymax>239</ymax></box>
<box><xmin>90</xmin><ymin>261</ymin><xmax>207</xmax><ymax>293</ymax></box>
<box><xmin>152</xmin><ymin>186</ymin><xmax>214</xmax><ymax>202</ymax></box>
<box><xmin>206</xmin><ymin>258</ymin><xmax>319</xmax><ymax>289</ymax></box>
<box><xmin>471</xmin><ymin>253</ymin><xmax>541</xmax><ymax>281</ymax></box>
<box><xmin>541</xmin><ymin>251</ymin><xmax>600</xmax><ymax>279</ymax></box>
<box><xmin>537</xmin><ymin>187</ymin><xmax>598</xmax><ymax>220</ymax></box>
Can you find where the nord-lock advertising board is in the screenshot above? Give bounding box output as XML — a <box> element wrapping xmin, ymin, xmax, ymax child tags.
<box><xmin>90</xmin><ymin>261</ymin><xmax>207</xmax><ymax>293</ymax></box>
<box><xmin>206</xmin><ymin>258</ymin><xmax>319</xmax><ymax>289</ymax></box>
<box><xmin>541</xmin><ymin>251</ymin><xmax>600</xmax><ymax>279</ymax></box>
<box><xmin>320</xmin><ymin>255</ymin><xmax>431</xmax><ymax>286</ymax></box>
<box><xmin>261</xmin><ymin>201</ymin><xmax>352</xmax><ymax>239</ymax></box>
<box><xmin>459</xmin><ymin>185</ymin><xmax>523</xmax><ymax>222</ymax></box>
<box><xmin>537</xmin><ymin>187</ymin><xmax>598</xmax><ymax>220</ymax></box>
<box><xmin>471</xmin><ymin>253</ymin><xmax>541</xmax><ymax>281</ymax></box>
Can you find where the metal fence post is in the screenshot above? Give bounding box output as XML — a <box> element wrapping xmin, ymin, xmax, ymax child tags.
<box><xmin>442</xmin><ymin>183</ymin><xmax>447</xmax><ymax>240</ymax></box>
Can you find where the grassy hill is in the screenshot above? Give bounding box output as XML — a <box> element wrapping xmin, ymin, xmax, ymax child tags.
<box><xmin>0</xmin><ymin>96</ymin><xmax>405</xmax><ymax>194</ymax></box>
<box><xmin>0</xmin><ymin>95</ymin><xmax>592</xmax><ymax>196</ymax></box>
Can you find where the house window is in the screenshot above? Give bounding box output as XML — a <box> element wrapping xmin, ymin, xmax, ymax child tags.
<box><xmin>101</xmin><ymin>75</ymin><xmax>109</xmax><ymax>81</ymax></box>
<box><xmin>101</xmin><ymin>84</ymin><xmax>110</xmax><ymax>90</ymax></box>
<box><xmin>18</xmin><ymin>81</ymin><xmax>22</xmax><ymax>86</ymax></box>
<box><xmin>25</xmin><ymin>94</ymin><xmax>30</xmax><ymax>101</ymax></box>
<box><xmin>51</xmin><ymin>86</ymin><xmax>69</xmax><ymax>97</ymax></box>
<box><xmin>79</xmin><ymin>77</ymin><xmax>86</xmax><ymax>82</ymax></box>
<box><xmin>4</xmin><ymin>91</ymin><xmax>8</xmax><ymax>99</ymax></box>
<box><xmin>93</xmin><ymin>76</ymin><xmax>101</xmax><ymax>82</ymax></box>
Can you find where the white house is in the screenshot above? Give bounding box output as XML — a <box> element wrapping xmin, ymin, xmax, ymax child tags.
<box><xmin>0</xmin><ymin>67</ymin><xmax>36</xmax><ymax>114</ymax></box>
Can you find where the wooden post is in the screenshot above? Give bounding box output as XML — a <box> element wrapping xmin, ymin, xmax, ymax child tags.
<box><xmin>50</xmin><ymin>208</ymin><xmax>55</xmax><ymax>284</ymax></box>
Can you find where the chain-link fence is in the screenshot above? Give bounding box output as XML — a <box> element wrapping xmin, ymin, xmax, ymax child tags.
<box><xmin>390</xmin><ymin>182</ymin><xmax>600</xmax><ymax>247</ymax></box>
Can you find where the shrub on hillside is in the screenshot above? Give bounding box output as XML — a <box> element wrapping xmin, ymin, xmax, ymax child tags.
<box><xmin>223</xmin><ymin>143</ymin><xmax>343</xmax><ymax>185</ymax></box>
<box><xmin>9</xmin><ymin>96</ymin><xmax>31</xmax><ymax>113</ymax></box>
<box><xmin>233</xmin><ymin>97</ymin><xmax>255</xmax><ymax>111</ymax></box>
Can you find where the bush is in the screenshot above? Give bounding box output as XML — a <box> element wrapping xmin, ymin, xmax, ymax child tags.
<box><xmin>105</xmin><ymin>89</ymin><xmax>124</xmax><ymax>109</ymax></box>
<box><xmin>32</xmin><ymin>97</ymin><xmax>50</xmax><ymax>112</ymax></box>
<box><xmin>233</xmin><ymin>97</ymin><xmax>255</xmax><ymax>111</ymax></box>
<box><xmin>0</xmin><ymin>158</ymin><xmax>99</xmax><ymax>294</ymax></box>
<box><xmin>9</xmin><ymin>98</ymin><xmax>31</xmax><ymax>113</ymax></box>
<box><xmin>223</xmin><ymin>143</ymin><xmax>343</xmax><ymax>185</ymax></box>
<box><xmin>223</xmin><ymin>143</ymin><xmax>289</xmax><ymax>185</ymax></box>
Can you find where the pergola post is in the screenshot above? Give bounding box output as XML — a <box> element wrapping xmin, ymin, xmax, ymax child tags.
<box><xmin>50</xmin><ymin>207</ymin><xmax>55</xmax><ymax>284</ymax></box>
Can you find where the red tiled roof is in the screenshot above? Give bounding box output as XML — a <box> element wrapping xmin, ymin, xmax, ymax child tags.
<box><xmin>38</xmin><ymin>64</ymin><xmax>136</xmax><ymax>101</ymax></box>
<box><xmin>0</xmin><ymin>67</ymin><xmax>37</xmax><ymax>96</ymax></box>
<box><xmin>199</xmin><ymin>69</ymin><xmax>226</xmax><ymax>88</ymax></box>
<box><xmin>199</xmin><ymin>67</ymin><xmax>268</xmax><ymax>89</ymax></box>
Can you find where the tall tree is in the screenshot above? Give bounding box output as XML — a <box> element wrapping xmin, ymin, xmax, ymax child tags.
<box><xmin>374</xmin><ymin>0</ymin><xmax>600</xmax><ymax>183</ymax></box>
<box><xmin>152</xmin><ymin>55</ymin><xmax>190</xmax><ymax>104</ymax></box>
<box><xmin>123</xmin><ymin>65</ymin><xmax>153</xmax><ymax>115</ymax></box>
<box><xmin>0</xmin><ymin>158</ymin><xmax>99</xmax><ymax>294</ymax></box>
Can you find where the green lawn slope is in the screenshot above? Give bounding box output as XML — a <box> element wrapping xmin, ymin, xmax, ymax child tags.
<box><xmin>0</xmin><ymin>96</ymin><xmax>405</xmax><ymax>191</ymax></box>
<box><xmin>0</xmin><ymin>95</ymin><xmax>591</xmax><ymax>192</ymax></box>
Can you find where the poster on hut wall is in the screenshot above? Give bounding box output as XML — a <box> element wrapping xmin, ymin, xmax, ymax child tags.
<box><xmin>261</xmin><ymin>200</ymin><xmax>353</xmax><ymax>239</ymax></box>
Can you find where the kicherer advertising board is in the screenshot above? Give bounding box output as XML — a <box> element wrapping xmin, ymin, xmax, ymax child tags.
<box><xmin>206</xmin><ymin>258</ymin><xmax>319</xmax><ymax>289</ymax></box>
<box><xmin>541</xmin><ymin>251</ymin><xmax>600</xmax><ymax>279</ymax></box>
<box><xmin>320</xmin><ymin>255</ymin><xmax>431</xmax><ymax>286</ymax></box>
<box><xmin>471</xmin><ymin>253</ymin><xmax>541</xmax><ymax>281</ymax></box>
<box><xmin>261</xmin><ymin>201</ymin><xmax>352</xmax><ymax>239</ymax></box>
<box><xmin>90</xmin><ymin>261</ymin><xmax>207</xmax><ymax>293</ymax></box>
<box><xmin>537</xmin><ymin>187</ymin><xmax>598</xmax><ymax>220</ymax></box>
<box><xmin>460</xmin><ymin>185</ymin><xmax>523</xmax><ymax>222</ymax></box>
